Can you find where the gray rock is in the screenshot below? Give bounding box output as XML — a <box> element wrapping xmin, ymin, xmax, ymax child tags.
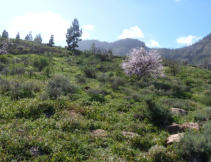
<box><xmin>167</xmin><ymin>133</ymin><xmax>184</xmax><ymax>144</ymax></box>
<box><xmin>171</xmin><ymin>108</ymin><xmax>187</xmax><ymax>116</ymax></box>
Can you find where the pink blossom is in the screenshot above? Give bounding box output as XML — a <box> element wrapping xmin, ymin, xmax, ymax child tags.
<box><xmin>122</xmin><ymin>47</ymin><xmax>163</xmax><ymax>78</ymax></box>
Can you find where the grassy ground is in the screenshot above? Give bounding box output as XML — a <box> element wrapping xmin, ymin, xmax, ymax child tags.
<box><xmin>0</xmin><ymin>51</ymin><xmax>210</xmax><ymax>161</ymax></box>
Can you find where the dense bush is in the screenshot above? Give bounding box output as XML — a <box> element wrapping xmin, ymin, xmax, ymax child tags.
<box><xmin>47</xmin><ymin>75</ymin><xmax>78</xmax><ymax>99</ymax></box>
<box><xmin>86</xmin><ymin>88</ymin><xmax>106</xmax><ymax>103</ymax></box>
<box><xmin>0</xmin><ymin>79</ymin><xmax>40</xmax><ymax>99</ymax></box>
<box><xmin>130</xmin><ymin>135</ymin><xmax>154</xmax><ymax>151</ymax></box>
<box><xmin>83</xmin><ymin>67</ymin><xmax>96</xmax><ymax>78</ymax></box>
<box><xmin>10</xmin><ymin>67</ymin><xmax>25</xmax><ymax>75</ymax></box>
<box><xmin>176</xmin><ymin>122</ymin><xmax>211</xmax><ymax>161</ymax></box>
<box><xmin>75</xmin><ymin>74</ymin><xmax>86</xmax><ymax>84</ymax></box>
<box><xmin>33</xmin><ymin>57</ymin><xmax>49</xmax><ymax>72</ymax></box>
<box><xmin>194</xmin><ymin>107</ymin><xmax>211</xmax><ymax>121</ymax></box>
<box><xmin>146</xmin><ymin>100</ymin><xmax>173</xmax><ymax>127</ymax></box>
<box><xmin>148</xmin><ymin>145</ymin><xmax>170</xmax><ymax>162</ymax></box>
<box><xmin>110</xmin><ymin>76</ymin><xmax>125</xmax><ymax>90</ymax></box>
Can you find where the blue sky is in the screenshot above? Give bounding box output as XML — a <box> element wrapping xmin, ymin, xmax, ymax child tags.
<box><xmin>0</xmin><ymin>0</ymin><xmax>211</xmax><ymax>48</ymax></box>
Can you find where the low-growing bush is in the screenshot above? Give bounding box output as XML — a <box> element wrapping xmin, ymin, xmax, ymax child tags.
<box><xmin>146</xmin><ymin>100</ymin><xmax>173</xmax><ymax>127</ymax></box>
<box><xmin>97</xmin><ymin>73</ymin><xmax>110</xmax><ymax>83</ymax></box>
<box><xmin>194</xmin><ymin>107</ymin><xmax>211</xmax><ymax>121</ymax></box>
<box><xmin>130</xmin><ymin>135</ymin><xmax>154</xmax><ymax>151</ymax></box>
<box><xmin>47</xmin><ymin>75</ymin><xmax>78</xmax><ymax>99</ymax></box>
<box><xmin>176</xmin><ymin>123</ymin><xmax>211</xmax><ymax>162</ymax></box>
<box><xmin>83</xmin><ymin>67</ymin><xmax>96</xmax><ymax>79</ymax></box>
<box><xmin>148</xmin><ymin>145</ymin><xmax>169</xmax><ymax>162</ymax></box>
<box><xmin>0</xmin><ymin>79</ymin><xmax>40</xmax><ymax>99</ymax></box>
<box><xmin>86</xmin><ymin>88</ymin><xmax>106</xmax><ymax>103</ymax></box>
<box><xmin>75</xmin><ymin>74</ymin><xmax>86</xmax><ymax>84</ymax></box>
<box><xmin>33</xmin><ymin>57</ymin><xmax>49</xmax><ymax>72</ymax></box>
<box><xmin>10</xmin><ymin>67</ymin><xmax>25</xmax><ymax>75</ymax></box>
<box><xmin>160</xmin><ymin>98</ymin><xmax>196</xmax><ymax>111</ymax></box>
<box><xmin>110</xmin><ymin>76</ymin><xmax>125</xmax><ymax>90</ymax></box>
<box><xmin>16</xmin><ymin>101</ymin><xmax>55</xmax><ymax>119</ymax></box>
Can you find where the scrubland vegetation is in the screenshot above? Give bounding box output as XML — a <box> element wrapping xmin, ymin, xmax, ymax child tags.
<box><xmin>0</xmin><ymin>18</ymin><xmax>210</xmax><ymax>161</ymax></box>
<box><xmin>0</xmin><ymin>40</ymin><xmax>210</xmax><ymax>161</ymax></box>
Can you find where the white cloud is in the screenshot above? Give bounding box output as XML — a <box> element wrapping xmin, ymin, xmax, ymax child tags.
<box><xmin>81</xmin><ymin>24</ymin><xmax>95</xmax><ymax>40</ymax></box>
<box><xmin>7</xmin><ymin>11</ymin><xmax>70</xmax><ymax>46</ymax></box>
<box><xmin>146</xmin><ymin>40</ymin><xmax>160</xmax><ymax>48</ymax></box>
<box><xmin>118</xmin><ymin>26</ymin><xmax>144</xmax><ymax>39</ymax></box>
<box><xmin>176</xmin><ymin>35</ymin><xmax>200</xmax><ymax>46</ymax></box>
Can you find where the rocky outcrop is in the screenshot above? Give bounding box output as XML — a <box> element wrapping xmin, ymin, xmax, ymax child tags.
<box><xmin>182</xmin><ymin>122</ymin><xmax>199</xmax><ymax>130</ymax></box>
<box><xmin>122</xmin><ymin>131</ymin><xmax>139</xmax><ymax>138</ymax></box>
<box><xmin>167</xmin><ymin>123</ymin><xmax>184</xmax><ymax>134</ymax></box>
<box><xmin>167</xmin><ymin>122</ymin><xmax>200</xmax><ymax>134</ymax></box>
<box><xmin>91</xmin><ymin>129</ymin><xmax>108</xmax><ymax>137</ymax></box>
<box><xmin>167</xmin><ymin>133</ymin><xmax>184</xmax><ymax>144</ymax></box>
<box><xmin>170</xmin><ymin>108</ymin><xmax>187</xmax><ymax>116</ymax></box>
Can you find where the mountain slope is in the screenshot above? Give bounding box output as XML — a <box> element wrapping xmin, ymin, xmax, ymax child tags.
<box><xmin>79</xmin><ymin>33</ymin><xmax>211</xmax><ymax>66</ymax></box>
<box><xmin>78</xmin><ymin>38</ymin><xmax>146</xmax><ymax>56</ymax></box>
<box><xmin>157</xmin><ymin>34</ymin><xmax>211</xmax><ymax>66</ymax></box>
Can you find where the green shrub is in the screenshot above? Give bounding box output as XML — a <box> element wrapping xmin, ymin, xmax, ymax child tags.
<box><xmin>146</xmin><ymin>100</ymin><xmax>173</xmax><ymax>127</ymax></box>
<box><xmin>75</xmin><ymin>74</ymin><xmax>86</xmax><ymax>84</ymax></box>
<box><xmin>130</xmin><ymin>135</ymin><xmax>154</xmax><ymax>151</ymax></box>
<box><xmin>83</xmin><ymin>67</ymin><xmax>96</xmax><ymax>79</ymax></box>
<box><xmin>148</xmin><ymin>145</ymin><xmax>170</xmax><ymax>162</ymax></box>
<box><xmin>97</xmin><ymin>73</ymin><xmax>110</xmax><ymax>83</ymax></box>
<box><xmin>33</xmin><ymin>57</ymin><xmax>49</xmax><ymax>72</ymax></box>
<box><xmin>0</xmin><ymin>79</ymin><xmax>40</xmax><ymax>99</ymax></box>
<box><xmin>176</xmin><ymin>126</ymin><xmax>211</xmax><ymax>162</ymax></box>
<box><xmin>10</xmin><ymin>67</ymin><xmax>25</xmax><ymax>75</ymax></box>
<box><xmin>110</xmin><ymin>76</ymin><xmax>125</xmax><ymax>90</ymax></box>
<box><xmin>194</xmin><ymin>107</ymin><xmax>211</xmax><ymax>121</ymax></box>
<box><xmin>160</xmin><ymin>98</ymin><xmax>196</xmax><ymax>111</ymax></box>
<box><xmin>16</xmin><ymin>102</ymin><xmax>55</xmax><ymax>119</ymax></box>
<box><xmin>86</xmin><ymin>88</ymin><xmax>106</xmax><ymax>103</ymax></box>
<box><xmin>47</xmin><ymin>75</ymin><xmax>78</xmax><ymax>99</ymax></box>
<box><xmin>0</xmin><ymin>55</ymin><xmax>9</xmax><ymax>64</ymax></box>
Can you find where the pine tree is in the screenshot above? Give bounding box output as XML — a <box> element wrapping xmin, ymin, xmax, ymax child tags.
<box><xmin>66</xmin><ymin>18</ymin><xmax>82</xmax><ymax>51</ymax></box>
<box><xmin>25</xmin><ymin>32</ymin><xmax>33</xmax><ymax>41</ymax></box>
<box><xmin>34</xmin><ymin>34</ymin><xmax>42</xmax><ymax>43</ymax></box>
<box><xmin>90</xmin><ymin>43</ymin><xmax>97</xmax><ymax>54</ymax></box>
<box><xmin>16</xmin><ymin>32</ymin><xmax>20</xmax><ymax>39</ymax></box>
<box><xmin>48</xmin><ymin>35</ymin><xmax>54</xmax><ymax>47</ymax></box>
<box><xmin>2</xmin><ymin>30</ymin><xmax>9</xmax><ymax>39</ymax></box>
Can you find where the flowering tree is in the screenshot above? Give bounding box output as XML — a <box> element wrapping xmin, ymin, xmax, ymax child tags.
<box><xmin>122</xmin><ymin>47</ymin><xmax>163</xmax><ymax>78</ymax></box>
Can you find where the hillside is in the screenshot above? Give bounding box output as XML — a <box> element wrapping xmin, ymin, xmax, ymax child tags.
<box><xmin>0</xmin><ymin>37</ymin><xmax>65</xmax><ymax>55</ymax></box>
<box><xmin>158</xmin><ymin>34</ymin><xmax>211</xmax><ymax>67</ymax></box>
<box><xmin>78</xmin><ymin>38</ymin><xmax>146</xmax><ymax>56</ymax></box>
<box><xmin>0</xmin><ymin>41</ymin><xmax>211</xmax><ymax>161</ymax></box>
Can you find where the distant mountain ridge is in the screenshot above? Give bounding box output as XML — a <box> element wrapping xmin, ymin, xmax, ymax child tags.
<box><xmin>78</xmin><ymin>38</ymin><xmax>146</xmax><ymax>56</ymax></box>
<box><xmin>157</xmin><ymin>34</ymin><xmax>211</xmax><ymax>66</ymax></box>
<box><xmin>79</xmin><ymin>34</ymin><xmax>211</xmax><ymax>66</ymax></box>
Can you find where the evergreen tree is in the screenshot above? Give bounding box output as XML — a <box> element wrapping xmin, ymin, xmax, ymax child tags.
<box><xmin>34</xmin><ymin>34</ymin><xmax>42</xmax><ymax>43</ymax></box>
<box><xmin>66</xmin><ymin>18</ymin><xmax>82</xmax><ymax>51</ymax></box>
<box><xmin>25</xmin><ymin>32</ymin><xmax>33</xmax><ymax>41</ymax></box>
<box><xmin>48</xmin><ymin>35</ymin><xmax>54</xmax><ymax>47</ymax></box>
<box><xmin>90</xmin><ymin>43</ymin><xmax>97</xmax><ymax>54</ymax></box>
<box><xmin>16</xmin><ymin>32</ymin><xmax>20</xmax><ymax>39</ymax></box>
<box><xmin>2</xmin><ymin>30</ymin><xmax>9</xmax><ymax>39</ymax></box>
